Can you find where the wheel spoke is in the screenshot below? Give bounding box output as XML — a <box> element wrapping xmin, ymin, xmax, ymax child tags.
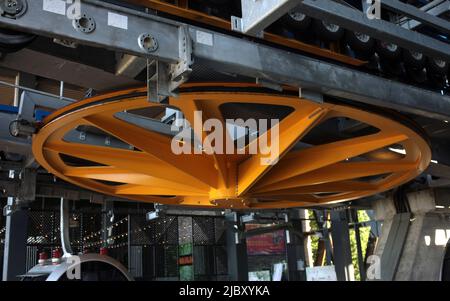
<box><xmin>256</xmin><ymin>131</ymin><xmax>408</xmax><ymax>188</ymax></box>
<box><xmin>249</xmin><ymin>200</ymin><xmax>315</xmax><ymax>209</ymax></box>
<box><xmin>254</xmin><ymin>160</ymin><xmax>415</xmax><ymax>192</ymax></box>
<box><xmin>84</xmin><ymin>113</ymin><xmax>219</xmax><ymax>188</ymax></box>
<box><xmin>115</xmin><ymin>184</ymin><xmax>207</xmax><ymax>196</ymax></box>
<box><xmin>252</xmin><ymin>180</ymin><xmax>377</xmax><ymax>196</ymax></box>
<box><xmin>173</xmin><ymin>97</ymin><xmax>231</xmax><ymax>188</ymax></box>
<box><xmin>44</xmin><ymin>141</ymin><xmax>209</xmax><ymax>190</ymax></box>
<box><xmin>237</xmin><ymin>106</ymin><xmax>328</xmax><ymax>196</ymax></box>
<box><xmin>64</xmin><ymin>166</ymin><xmax>207</xmax><ymax>194</ymax></box>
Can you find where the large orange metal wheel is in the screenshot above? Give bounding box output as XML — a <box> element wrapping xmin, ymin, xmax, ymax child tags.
<box><xmin>32</xmin><ymin>84</ymin><xmax>431</xmax><ymax>209</ymax></box>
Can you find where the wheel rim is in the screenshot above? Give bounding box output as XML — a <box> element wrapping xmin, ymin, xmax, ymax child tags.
<box><xmin>322</xmin><ymin>21</ymin><xmax>340</xmax><ymax>33</ymax></box>
<box><xmin>355</xmin><ymin>32</ymin><xmax>370</xmax><ymax>43</ymax></box>
<box><xmin>382</xmin><ymin>42</ymin><xmax>398</xmax><ymax>52</ymax></box>
<box><xmin>289</xmin><ymin>10</ymin><xmax>306</xmax><ymax>22</ymax></box>
<box><xmin>433</xmin><ymin>58</ymin><xmax>447</xmax><ymax>68</ymax></box>
<box><xmin>32</xmin><ymin>84</ymin><xmax>431</xmax><ymax>209</ymax></box>
<box><xmin>410</xmin><ymin>51</ymin><xmax>423</xmax><ymax>61</ymax></box>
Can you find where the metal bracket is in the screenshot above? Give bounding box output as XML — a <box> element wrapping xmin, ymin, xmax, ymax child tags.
<box><xmin>3</xmin><ymin>203</ymin><xmax>17</xmax><ymax>216</ymax></box>
<box><xmin>146</xmin><ymin>26</ymin><xmax>193</xmax><ymax>102</ymax></box>
<box><xmin>299</xmin><ymin>88</ymin><xmax>324</xmax><ymax>104</ymax></box>
<box><xmin>256</xmin><ymin>78</ymin><xmax>283</xmax><ymax>91</ymax></box>
<box><xmin>147</xmin><ymin>59</ymin><xmax>168</xmax><ymax>102</ymax></box>
<box><xmin>146</xmin><ymin>204</ymin><xmax>163</xmax><ymax>221</ymax></box>
<box><xmin>231</xmin><ymin>0</ymin><xmax>298</xmax><ymax>36</ymax></box>
<box><xmin>169</xmin><ymin>25</ymin><xmax>193</xmax><ymax>86</ymax></box>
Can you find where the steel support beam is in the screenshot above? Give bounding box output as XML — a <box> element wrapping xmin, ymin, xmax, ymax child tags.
<box><xmin>379</xmin><ymin>213</ymin><xmax>411</xmax><ymax>280</ymax></box>
<box><xmin>402</xmin><ymin>0</ymin><xmax>450</xmax><ymax>30</ymax></box>
<box><xmin>381</xmin><ymin>0</ymin><xmax>450</xmax><ymax>34</ymax></box>
<box><xmin>0</xmin><ymin>0</ymin><xmax>449</xmax><ymax>119</ymax></box>
<box><xmin>0</xmin><ymin>0</ymin><xmax>181</xmax><ymax>62</ymax></box>
<box><xmin>192</xmin><ymin>29</ymin><xmax>450</xmax><ymax>120</ymax></box>
<box><xmin>285</xmin><ymin>210</ymin><xmax>307</xmax><ymax>281</ymax></box>
<box><xmin>0</xmin><ymin>49</ymin><xmax>141</xmax><ymax>91</ymax></box>
<box><xmin>2</xmin><ymin>197</ymin><xmax>28</xmax><ymax>281</ymax></box>
<box><xmin>225</xmin><ymin>212</ymin><xmax>248</xmax><ymax>281</ymax></box>
<box><xmin>330</xmin><ymin>209</ymin><xmax>354</xmax><ymax>281</ymax></box>
<box><xmin>232</xmin><ymin>0</ymin><xmax>298</xmax><ymax>36</ymax></box>
<box><xmin>0</xmin><ymin>0</ymin><xmax>191</xmax><ymax>96</ymax></box>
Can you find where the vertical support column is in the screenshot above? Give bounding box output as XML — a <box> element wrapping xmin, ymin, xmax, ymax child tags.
<box><xmin>127</xmin><ymin>214</ymin><xmax>131</xmax><ymax>271</ymax></box>
<box><xmin>2</xmin><ymin>197</ymin><xmax>29</xmax><ymax>281</ymax></box>
<box><xmin>330</xmin><ymin>209</ymin><xmax>354</xmax><ymax>281</ymax></box>
<box><xmin>379</xmin><ymin>212</ymin><xmax>411</xmax><ymax>280</ymax></box>
<box><xmin>14</xmin><ymin>72</ymin><xmax>36</xmax><ymax>106</ymax></box>
<box><xmin>314</xmin><ymin>210</ymin><xmax>333</xmax><ymax>265</ymax></box>
<box><xmin>285</xmin><ymin>209</ymin><xmax>307</xmax><ymax>281</ymax></box>
<box><xmin>225</xmin><ymin>212</ymin><xmax>248</xmax><ymax>281</ymax></box>
<box><xmin>323</xmin><ymin>211</ymin><xmax>333</xmax><ymax>266</ymax></box>
<box><xmin>60</xmin><ymin>198</ymin><xmax>73</xmax><ymax>257</ymax></box>
<box><xmin>102</xmin><ymin>201</ymin><xmax>114</xmax><ymax>247</ymax></box>
<box><xmin>299</xmin><ymin>209</ymin><xmax>314</xmax><ymax>268</ymax></box>
<box><xmin>352</xmin><ymin>209</ymin><xmax>366</xmax><ymax>281</ymax></box>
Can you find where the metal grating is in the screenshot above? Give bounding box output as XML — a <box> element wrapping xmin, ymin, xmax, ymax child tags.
<box><xmin>18</xmin><ymin>198</ymin><xmax>227</xmax><ymax>280</ymax></box>
<box><xmin>193</xmin><ymin>216</ymin><xmax>216</xmax><ymax>245</ymax></box>
<box><xmin>215</xmin><ymin>246</ymin><xmax>228</xmax><ymax>276</ymax></box>
<box><xmin>26</xmin><ymin>246</ymin><xmax>38</xmax><ymax>272</ymax></box>
<box><xmin>214</xmin><ymin>217</ymin><xmax>226</xmax><ymax>245</ymax></box>
<box><xmin>27</xmin><ymin>211</ymin><xmax>60</xmax><ymax>246</ymax></box>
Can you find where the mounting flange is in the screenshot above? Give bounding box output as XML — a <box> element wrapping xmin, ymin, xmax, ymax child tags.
<box><xmin>72</xmin><ymin>13</ymin><xmax>96</xmax><ymax>34</ymax></box>
<box><xmin>0</xmin><ymin>0</ymin><xmax>27</xmax><ymax>19</ymax></box>
<box><xmin>138</xmin><ymin>33</ymin><xmax>158</xmax><ymax>53</ymax></box>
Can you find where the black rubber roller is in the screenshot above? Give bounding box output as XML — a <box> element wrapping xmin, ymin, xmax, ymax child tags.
<box><xmin>312</xmin><ymin>19</ymin><xmax>345</xmax><ymax>42</ymax></box>
<box><xmin>0</xmin><ymin>28</ymin><xmax>36</xmax><ymax>53</ymax></box>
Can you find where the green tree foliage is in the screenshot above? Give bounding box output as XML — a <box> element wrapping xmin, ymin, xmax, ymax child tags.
<box><xmin>307</xmin><ymin>209</ymin><xmax>371</xmax><ymax>281</ymax></box>
<box><xmin>349</xmin><ymin>210</ymin><xmax>370</xmax><ymax>281</ymax></box>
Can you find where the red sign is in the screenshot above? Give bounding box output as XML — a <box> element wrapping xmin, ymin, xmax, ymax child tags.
<box><xmin>246</xmin><ymin>224</ymin><xmax>286</xmax><ymax>255</ymax></box>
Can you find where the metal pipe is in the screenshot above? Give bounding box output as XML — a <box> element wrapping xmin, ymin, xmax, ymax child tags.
<box><xmin>60</xmin><ymin>198</ymin><xmax>73</xmax><ymax>257</ymax></box>
<box><xmin>59</xmin><ymin>81</ymin><xmax>64</xmax><ymax>100</ymax></box>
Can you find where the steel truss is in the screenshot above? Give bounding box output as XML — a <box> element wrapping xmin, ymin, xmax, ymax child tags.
<box><xmin>0</xmin><ymin>0</ymin><xmax>448</xmax><ymax>120</ymax></box>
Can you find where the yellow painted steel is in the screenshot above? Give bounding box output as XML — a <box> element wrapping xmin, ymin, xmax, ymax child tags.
<box><xmin>32</xmin><ymin>84</ymin><xmax>431</xmax><ymax>209</ymax></box>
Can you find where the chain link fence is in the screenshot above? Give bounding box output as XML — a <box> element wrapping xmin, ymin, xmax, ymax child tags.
<box><xmin>18</xmin><ymin>198</ymin><xmax>227</xmax><ymax>280</ymax></box>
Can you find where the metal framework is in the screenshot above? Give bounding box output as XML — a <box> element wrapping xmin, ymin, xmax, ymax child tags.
<box><xmin>0</xmin><ymin>0</ymin><xmax>448</xmax><ymax>119</ymax></box>
<box><xmin>229</xmin><ymin>0</ymin><xmax>450</xmax><ymax>60</ymax></box>
<box><xmin>32</xmin><ymin>84</ymin><xmax>431</xmax><ymax>209</ymax></box>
